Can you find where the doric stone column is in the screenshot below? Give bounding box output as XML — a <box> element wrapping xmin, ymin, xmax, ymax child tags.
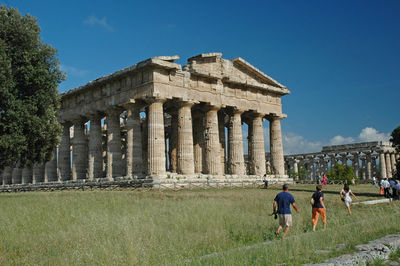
<box><xmin>305</xmin><ymin>156</ymin><xmax>315</xmax><ymax>180</ymax></box>
<box><xmin>266</xmin><ymin>160</ymin><xmax>271</xmax><ymax>173</ymax></box>
<box><xmin>269</xmin><ymin>115</ymin><xmax>284</xmax><ymax>176</ymax></box>
<box><xmin>33</xmin><ymin>163</ymin><xmax>45</xmax><ymax>184</ymax></box>
<box><xmin>303</xmin><ymin>160</ymin><xmax>311</xmax><ymax>180</ymax></box>
<box><xmin>72</xmin><ymin>119</ymin><xmax>88</xmax><ymax>180</ymax></box>
<box><xmin>371</xmin><ymin>156</ymin><xmax>377</xmax><ymax>177</ymax></box>
<box><xmin>318</xmin><ymin>155</ymin><xmax>327</xmax><ymax>175</ymax></box>
<box><xmin>284</xmin><ymin>159</ymin><xmax>289</xmax><ymax>175</ymax></box>
<box><xmin>106</xmin><ymin>108</ymin><xmax>123</xmax><ymax>179</ymax></box>
<box><xmin>218</xmin><ymin>110</ymin><xmax>227</xmax><ymax>174</ymax></box>
<box><xmin>169</xmin><ymin>111</ymin><xmax>178</xmax><ymax>173</ymax></box>
<box><xmin>177</xmin><ymin>101</ymin><xmax>195</xmax><ymax>175</ymax></box>
<box><xmin>141</xmin><ymin>114</ymin><xmax>148</xmax><ymax>174</ymax></box>
<box><xmin>125</xmin><ymin>104</ymin><xmax>143</xmax><ymax>177</ymax></box>
<box><xmin>361</xmin><ymin>157</ymin><xmax>367</xmax><ymax>180</ymax></box>
<box><xmin>329</xmin><ymin>153</ymin><xmax>337</xmax><ymax>169</ymax></box>
<box><xmin>366</xmin><ymin>152</ymin><xmax>372</xmax><ymax>180</ymax></box>
<box><xmin>59</xmin><ymin>122</ymin><xmax>71</xmax><ymax>181</ymax></box>
<box><xmin>351</xmin><ymin>152</ymin><xmax>359</xmax><ymax>178</ymax></box>
<box><xmin>385</xmin><ymin>152</ymin><xmax>392</xmax><ymax>178</ymax></box>
<box><xmin>2</xmin><ymin>167</ymin><xmax>12</xmax><ymax>185</ymax></box>
<box><xmin>204</xmin><ymin>106</ymin><xmax>222</xmax><ymax>175</ymax></box>
<box><xmin>227</xmin><ymin>109</ymin><xmax>245</xmax><ymax>175</ymax></box>
<box><xmin>248</xmin><ymin>113</ymin><xmax>266</xmax><ymax>175</ymax></box>
<box><xmin>45</xmin><ymin>147</ymin><xmax>58</xmax><ymax>182</ymax></box>
<box><xmin>22</xmin><ymin>165</ymin><xmax>33</xmax><ymax>184</ymax></box>
<box><xmin>340</xmin><ymin>153</ymin><xmax>348</xmax><ymax>166</ymax></box>
<box><xmin>390</xmin><ymin>152</ymin><xmax>396</xmax><ymax>174</ymax></box>
<box><xmin>87</xmin><ymin>114</ymin><xmax>103</xmax><ymax>180</ymax></box>
<box><xmin>192</xmin><ymin>111</ymin><xmax>205</xmax><ymax>174</ymax></box>
<box><xmin>380</xmin><ymin>152</ymin><xmax>387</xmax><ymax>179</ymax></box>
<box><xmin>11</xmin><ymin>164</ymin><xmax>22</xmax><ymax>184</ymax></box>
<box><xmin>293</xmin><ymin>159</ymin><xmax>299</xmax><ymax>174</ymax></box>
<box><xmin>147</xmin><ymin>99</ymin><xmax>166</xmax><ymax>176</ymax></box>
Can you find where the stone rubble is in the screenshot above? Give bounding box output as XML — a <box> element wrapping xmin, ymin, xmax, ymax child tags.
<box><xmin>307</xmin><ymin>233</ymin><xmax>400</xmax><ymax>266</ymax></box>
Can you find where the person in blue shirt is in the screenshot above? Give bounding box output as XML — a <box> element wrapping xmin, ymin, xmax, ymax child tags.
<box><xmin>273</xmin><ymin>184</ymin><xmax>300</xmax><ymax>238</ymax></box>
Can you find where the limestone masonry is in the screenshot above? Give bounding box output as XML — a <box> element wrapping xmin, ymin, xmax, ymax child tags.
<box><xmin>1</xmin><ymin>53</ymin><xmax>291</xmax><ymax>186</ymax></box>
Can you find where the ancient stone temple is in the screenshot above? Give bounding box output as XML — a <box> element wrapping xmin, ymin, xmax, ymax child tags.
<box><xmin>285</xmin><ymin>141</ymin><xmax>399</xmax><ymax>181</ymax></box>
<box><xmin>1</xmin><ymin>53</ymin><xmax>291</xmax><ymax>187</ymax></box>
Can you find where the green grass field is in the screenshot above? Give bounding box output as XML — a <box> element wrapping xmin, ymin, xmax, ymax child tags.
<box><xmin>0</xmin><ymin>184</ymin><xmax>398</xmax><ymax>265</ymax></box>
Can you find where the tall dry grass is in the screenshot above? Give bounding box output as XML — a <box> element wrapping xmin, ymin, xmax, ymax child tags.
<box><xmin>0</xmin><ymin>184</ymin><xmax>397</xmax><ymax>265</ymax></box>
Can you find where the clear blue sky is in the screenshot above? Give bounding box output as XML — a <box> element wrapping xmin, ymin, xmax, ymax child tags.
<box><xmin>3</xmin><ymin>0</ymin><xmax>399</xmax><ymax>154</ymax></box>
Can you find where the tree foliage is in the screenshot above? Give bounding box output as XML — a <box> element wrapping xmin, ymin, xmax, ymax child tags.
<box><xmin>391</xmin><ymin>126</ymin><xmax>400</xmax><ymax>179</ymax></box>
<box><xmin>326</xmin><ymin>164</ymin><xmax>357</xmax><ymax>184</ymax></box>
<box><xmin>391</xmin><ymin>126</ymin><xmax>400</xmax><ymax>151</ymax></box>
<box><xmin>0</xmin><ymin>6</ymin><xmax>64</xmax><ymax>169</ymax></box>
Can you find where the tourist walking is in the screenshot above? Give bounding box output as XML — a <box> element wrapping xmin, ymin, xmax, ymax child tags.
<box><xmin>340</xmin><ymin>184</ymin><xmax>359</xmax><ymax>215</ymax></box>
<box><xmin>311</xmin><ymin>185</ymin><xmax>326</xmax><ymax>231</ymax></box>
<box><xmin>372</xmin><ymin>176</ymin><xmax>378</xmax><ymax>188</ymax></box>
<box><xmin>379</xmin><ymin>178</ymin><xmax>384</xmax><ymax>195</ymax></box>
<box><xmin>389</xmin><ymin>178</ymin><xmax>396</xmax><ymax>197</ymax></box>
<box><xmin>382</xmin><ymin>178</ymin><xmax>390</xmax><ymax>198</ymax></box>
<box><xmin>273</xmin><ymin>184</ymin><xmax>300</xmax><ymax>238</ymax></box>
<box><xmin>393</xmin><ymin>181</ymin><xmax>400</xmax><ymax>200</ymax></box>
<box><xmin>322</xmin><ymin>174</ymin><xmax>327</xmax><ymax>186</ymax></box>
<box><xmin>262</xmin><ymin>174</ymin><xmax>269</xmax><ymax>189</ymax></box>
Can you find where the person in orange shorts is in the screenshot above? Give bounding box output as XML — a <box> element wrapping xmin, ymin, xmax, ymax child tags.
<box><xmin>310</xmin><ymin>185</ymin><xmax>326</xmax><ymax>231</ymax></box>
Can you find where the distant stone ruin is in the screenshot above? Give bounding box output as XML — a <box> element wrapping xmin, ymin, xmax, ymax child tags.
<box><xmin>284</xmin><ymin>141</ymin><xmax>398</xmax><ymax>180</ymax></box>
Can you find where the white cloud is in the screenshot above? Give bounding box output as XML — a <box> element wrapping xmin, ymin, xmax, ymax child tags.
<box><xmin>83</xmin><ymin>15</ymin><xmax>114</xmax><ymax>31</ymax></box>
<box><xmin>242</xmin><ymin>126</ymin><xmax>389</xmax><ymax>156</ymax></box>
<box><xmin>358</xmin><ymin>127</ymin><xmax>390</xmax><ymax>142</ymax></box>
<box><xmin>329</xmin><ymin>135</ymin><xmax>355</xmax><ymax>145</ymax></box>
<box><xmin>242</xmin><ymin>127</ymin><xmax>323</xmax><ymax>155</ymax></box>
<box><xmin>60</xmin><ymin>64</ymin><xmax>89</xmax><ymax>78</ymax></box>
<box><xmin>329</xmin><ymin>127</ymin><xmax>390</xmax><ymax>145</ymax></box>
<box><xmin>282</xmin><ymin>132</ymin><xmax>324</xmax><ymax>155</ymax></box>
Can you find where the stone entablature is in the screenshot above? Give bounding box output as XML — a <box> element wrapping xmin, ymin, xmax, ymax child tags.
<box><xmin>1</xmin><ymin>53</ymin><xmax>292</xmax><ymax>187</ymax></box>
<box><xmin>321</xmin><ymin>141</ymin><xmax>394</xmax><ymax>153</ymax></box>
<box><xmin>59</xmin><ymin>53</ymin><xmax>289</xmax><ymax>122</ymax></box>
<box><xmin>285</xmin><ymin>141</ymin><xmax>398</xmax><ymax>180</ymax></box>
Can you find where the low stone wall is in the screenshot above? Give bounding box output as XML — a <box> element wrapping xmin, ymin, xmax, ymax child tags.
<box><xmin>0</xmin><ymin>176</ymin><xmax>294</xmax><ymax>192</ymax></box>
<box><xmin>307</xmin><ymin>233</ymin><xmax>400</xmax><ymax>265</ymax></box>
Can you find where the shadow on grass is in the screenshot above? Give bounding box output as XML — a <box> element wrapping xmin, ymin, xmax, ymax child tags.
<box><xmin>287</xmin><ymin>187</ymin><xmax>382</xmax><ymax>198</ymax></box>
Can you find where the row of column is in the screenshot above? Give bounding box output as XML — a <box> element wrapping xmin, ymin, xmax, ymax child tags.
<box><xmin>163</xmin><ymin>103</ymin><xmax>286</xmax><ymax>177</ymax></box>
<box><xmin>287</xmin><ymin>150</ymin><xmax>399</xmax><ymax>180</ymax></box>
<box><xmin>379</xmin><ymin>151</ymin><xmax>399</xmax><ymax>179</ymax></box>
<box><xmin>1</xmin><ymin>99</ymin><xmax>287</xmax><ymax>185</ymax></box>
<box><xmin>1</xmin><ymin>150</ymin><xmax>58</xmax><ymax>186</ymax></box>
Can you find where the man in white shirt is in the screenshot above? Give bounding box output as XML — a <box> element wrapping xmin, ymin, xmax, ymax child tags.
<box><xmin>382</xmin><ymin>178</ymin><xmax>390</xmax><ymax>198</ymax></box>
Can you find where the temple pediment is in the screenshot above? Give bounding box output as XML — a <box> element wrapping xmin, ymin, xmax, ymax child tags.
<box><xmin>184</xmin><ymin>53</ymin><xmax>289</xmax><ymax>94</ymax></box>
<box><xmin>230</xmin><ymin>57</ymin><xmax>286</xmax><ymax>89</ymax></box>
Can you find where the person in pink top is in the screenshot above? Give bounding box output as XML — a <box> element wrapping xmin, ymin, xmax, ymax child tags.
<box><xmin>322</xmin><ymin>174</ymin><xmax>327</xmax><ymax>186</ymax></box>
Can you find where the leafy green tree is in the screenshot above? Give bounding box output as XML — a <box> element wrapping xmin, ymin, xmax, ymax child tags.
<box><xmin>326</xmin><ymin>164</ymin><xmax>358</xmax><ymax>184</ymax></box>
<box><xmin>391</xmin><ymin>126</ymin><xmax>400</xmax><ymax>179</ymax></box>
<box><xmin>0</xmin><ymin>6</ymin><xmax>64</xmax><ymax>169</ymax></box>
<box><xmin>390</xmin><ymin>126</ymin><xmax>400</xmax><ymax>150</ymax></box>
